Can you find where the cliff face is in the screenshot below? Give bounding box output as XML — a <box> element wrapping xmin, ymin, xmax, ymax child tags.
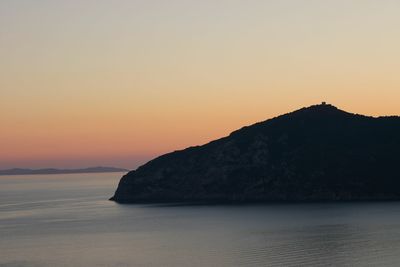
<box><xmin>111</xmin><ymin>104</ymin><xmax>400</xmax><ymax>203</ymax></box>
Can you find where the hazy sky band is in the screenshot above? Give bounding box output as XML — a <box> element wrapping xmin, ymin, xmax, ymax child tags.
<box><xmin>1</xmin><ymin>0</ymin><xmax>400</xmax><ymax>168</ymax></box>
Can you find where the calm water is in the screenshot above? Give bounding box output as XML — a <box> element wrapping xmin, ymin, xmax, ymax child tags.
<box><xmin>1</xmin><ymin>173</ymin><xmax>400</xmax><ymax>266</ymax></box>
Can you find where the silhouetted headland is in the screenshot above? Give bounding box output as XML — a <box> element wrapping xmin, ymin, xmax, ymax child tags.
<box><xmin>111</xmin><ymin>103</ymin><xmax>400</xmax><ymax>203</ymax></box>
<box><xmin>0</xmin><ymin>167</ymin><xmax>128</xmax><ymax>176</ymax></box>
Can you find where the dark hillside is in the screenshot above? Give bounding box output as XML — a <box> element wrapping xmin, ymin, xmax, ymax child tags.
<box><xmin>111</xmin><ymin>104</ymin><xmax>400</xmax><ymax>203</ymax></box>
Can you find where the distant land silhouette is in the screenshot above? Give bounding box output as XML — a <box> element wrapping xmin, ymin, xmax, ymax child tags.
<box><xmin>111</xmin><ymin>103</ymin><xmax>400</xmax><ymax>203</ymax></box>
<box><xmin>0</xmin><ymin>167</ymin><xmax>128</xmax><ymax>176</ymax></box>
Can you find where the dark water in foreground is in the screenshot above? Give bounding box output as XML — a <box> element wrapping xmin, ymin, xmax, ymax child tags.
<box><xmin>1</xmin><ymin>173</ymin><xmax>400</xmax><ymax>266</ymax></box>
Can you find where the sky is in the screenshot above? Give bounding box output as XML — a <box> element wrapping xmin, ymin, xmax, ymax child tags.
<box><xmin>1</xmin><ymin>0</ymin><xmax>400</xmax><ymax>169</ymax></box>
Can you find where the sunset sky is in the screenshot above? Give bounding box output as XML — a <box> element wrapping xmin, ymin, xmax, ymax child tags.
<box><xmin>1</xmin><ymin>0</ymin><xmax>400</xmax><ymax>169</ymax></box>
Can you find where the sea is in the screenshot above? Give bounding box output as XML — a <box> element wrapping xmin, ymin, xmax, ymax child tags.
<box><xmin>1</xmin><ymin>172</ymin><xmax>400</xmax><ymax>267</ymax></box>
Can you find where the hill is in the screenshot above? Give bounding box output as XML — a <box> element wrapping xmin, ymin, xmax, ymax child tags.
<box><xmin>111</xmin><ymin>104</ymin><xmax>400</xmax><ymax>203</ymax></box>
<box><xmin>0</xmin><ymin>167</ymin><xmax>128</xmax><ymax>176</ymax></box>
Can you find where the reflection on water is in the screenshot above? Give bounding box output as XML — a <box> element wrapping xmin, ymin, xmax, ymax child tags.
<box><xmin>1</xmin><ymin>173</ymin><xmax>400</xmax><ymax>266</ymax></box>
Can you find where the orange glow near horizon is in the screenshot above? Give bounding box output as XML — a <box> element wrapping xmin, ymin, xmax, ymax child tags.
<box><xmin>1</xmin><ymin>1</ymin><xmax>400</xmax><ymax>169</ymax></box>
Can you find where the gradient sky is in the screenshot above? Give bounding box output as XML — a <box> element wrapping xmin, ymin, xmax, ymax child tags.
<box><xmin>1</xmin><ymin>0</ymin><xmax>400</xmax><ymax>169</ymax></box>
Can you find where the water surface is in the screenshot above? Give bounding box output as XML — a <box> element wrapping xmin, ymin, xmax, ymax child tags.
<box><xmin>1</xmin><ymin>173</ymin><xmax>400</xmax><ymax>266</ymax></box>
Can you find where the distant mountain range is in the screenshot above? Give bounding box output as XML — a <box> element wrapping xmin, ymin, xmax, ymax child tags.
<box><xmin>0</xmin><ymin>167</ymin><xmax>129</xmax><ymax>176</ymax></box>
<box><xmin>111</xmin><ymin>103</ymin><xmax>400</xmax><ymax>203</ymax></box>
